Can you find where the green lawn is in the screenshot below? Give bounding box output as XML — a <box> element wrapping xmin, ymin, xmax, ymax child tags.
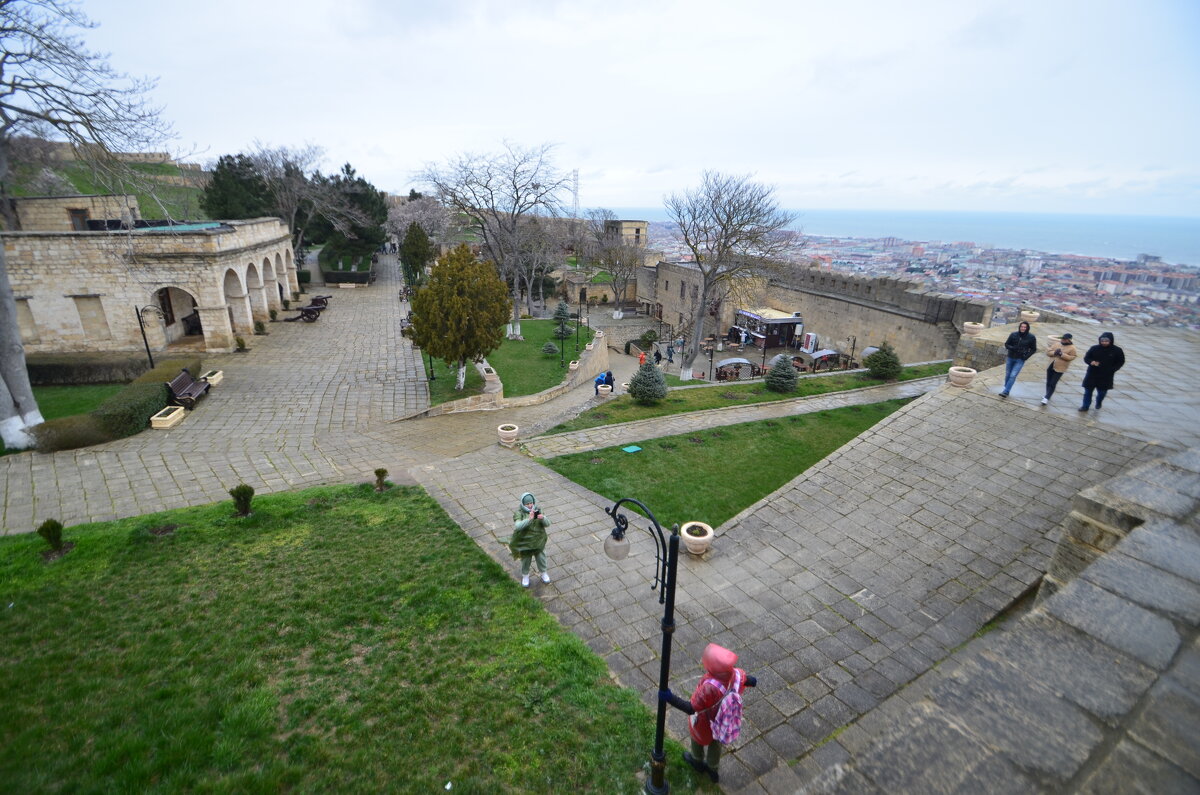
<box><xmin>0</xmin><ymin>484</ymin><xmax>699</xmax><ymax>793</ymax></box>
<box><xmin>0</xmin><ymin>384</ymin><xmax>126</xmax><ymax>456</ymax></box>
<box><xmin>421</xmin><ymin>355</ymin><xmax>487</xmax><ymax>407</ymax></box>
<box><xmin>486</xmin><ymin>318</ymin><xmax>595</xmax><ymax>398</ymax></box>
<box><xmin>549</xmin><ymin>363</ymin><xmax>948</xmax><ymax>434</ymax></box>
<box><xmin>543</xmin><ymin>399</ymin><xmax>912</xmax><ymax>530</ymax></box>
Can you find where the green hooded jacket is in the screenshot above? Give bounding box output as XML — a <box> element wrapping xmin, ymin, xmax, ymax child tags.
<box><xmin>502</xmin><ymin>492</ymin><xmax>549</xmax><ymax>558</ymax></box>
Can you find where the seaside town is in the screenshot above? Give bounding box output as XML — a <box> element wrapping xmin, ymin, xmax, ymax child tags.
<box><xmin>647</xmin><ymin>221</ymin><xmax>1200</xmax><ymax>328</ymax></box>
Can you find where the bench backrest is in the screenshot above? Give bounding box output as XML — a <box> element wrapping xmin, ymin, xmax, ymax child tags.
<box><xmin>167</xmin><ymin>368</ymin><xmax>197</xmax><ymax>394</ymax></box>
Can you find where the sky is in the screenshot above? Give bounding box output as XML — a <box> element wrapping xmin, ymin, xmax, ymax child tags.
<box><xmin>81</xmin><ymin>0</ymin><xmax>1200</xmax><ymax>218</ymax></box>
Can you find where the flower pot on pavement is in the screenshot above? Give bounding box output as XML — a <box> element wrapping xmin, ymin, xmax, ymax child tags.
<box><xmin>597</xmin><ymin>384</ymin><xmax>613</xmax><ymax>396</ymax></box>
<box><xmin>948</xmin><ymin>366</ymin><xmax>977</xmax><ymax>388</ymax></box>
<box><xmin>569</xmin><ymin>360</ymin><xmax>580</xmax><ymax>371</ymax></box>
<box><xmin>585</xmin><ymin>342</ymin><xmax>594</xmax><ymax>351</ymax></box>
<box><xmin>1019</xmin><ymin>310</ymin><xmax>1040</xmax><ymax>324</ymax></box>
<box><xmin>680</xmin><ymin>521</ymin><xmax>714</xmax><ymax>555</ymax></box>
<box><xmin>497</xmin><ymin>424</ymin><xmax>519</xmax><ymax>447</ymax></box>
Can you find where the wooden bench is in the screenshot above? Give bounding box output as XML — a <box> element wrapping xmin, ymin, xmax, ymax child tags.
<box><xmin>166</xmin><ymin>368</ymin><xmax>210</xmax><ymax>409</ymax></box>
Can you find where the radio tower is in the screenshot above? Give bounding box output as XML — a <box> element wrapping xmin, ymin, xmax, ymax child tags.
<box><xmin>571</xmin><ymin>169</ymin><xmax>580</xmax><ymax>221</ymax></box>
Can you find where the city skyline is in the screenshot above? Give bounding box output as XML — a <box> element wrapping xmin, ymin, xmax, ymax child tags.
<box><xmin>83</xmin><ymin>0</ymin><xmax>1199</xmax><ymax>218</ymax></box>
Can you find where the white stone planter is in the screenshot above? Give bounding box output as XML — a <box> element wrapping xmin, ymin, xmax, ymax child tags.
<box><xmin>1020</xmin><ymin>310</ymin><xmax>1040</xmax><ymax>324</ymax></box>
<box><xmin>569</xmin><ymin>360</ymin><xmax>580</xmax><ymax>371</ymax></box>
<box><xmin>597</xmin><ymin>384</ymin><xmax>613</xmax><ymax>396</ymax></box>
<box><xmin>151</xmin><ymin>405</ymin><xmax>186</xmax><ymax>429</ymax></box>
<box><xmin>200</xmin><ymin>369</ymin><xmax>224</xmax><ymax>386</ymax></box>
<box><xmin>962</xmin><ymin>322</ymin><xmax>984</xmax><ymax>337</ymax></box>
<box><xmin>680</xmin><ymin>521</ymin><xmax>715</xmax><ymax>555</ymax></box>
<box><xmin>595</xmin><ymin>330</ymin><xmax>604</xmax><ymax>339</ymax></box>
<box><xmin>948</xmin><ymin>366</ymin><xmax>977</xmax><ymax>388</ymax></box>
<box><xmin>338</xmin><ymin>283</ymin><xmax>356</xmax><ymax>289</ymax></box>
<box><xmin>585</xmin><ymin>342</ymin><xmax>594</xmax><ymax>351</ymax></box>
<box><xmin>497</xmin><ymin>423</ymin><xmax>519</xmax><ymax>447</ymax></box>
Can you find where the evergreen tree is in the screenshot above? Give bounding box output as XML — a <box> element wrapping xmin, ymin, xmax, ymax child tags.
<box><xmin>628</xmin><ymin>362</ymin><xmax>668</xmax><ymax>405</ymax></box>
<box><xmin>400</xmin><ymin>221</ymin><xmax>432</xmax><ymax>286</ymax></box>
<box><xmin>864</xmin><ymin>341</ymin><xmax>902</xmax><ymax>381</ymax></box>
<box><xmin>765</xmin><ymin>357</ymin><xmax>798</xmax><ymax>393</ymax></box>
<box><xmin>541</xmin><ymin>341</ymin><xmax>559</xmax><ymax>356</ymax></box>
<box><xmin>553</xmin><ymin>300</ymin><xmax>571</xmax><ymax>322</ymax></box>
<box><xmin>410</xmin><ymin>245</ymin><xmax>510</xmax><ymax>390</ymax></box>
<box><xmin>200</xmin><ymin>154</ymin><xmax>270</xmax><ymax>219</ymax></box>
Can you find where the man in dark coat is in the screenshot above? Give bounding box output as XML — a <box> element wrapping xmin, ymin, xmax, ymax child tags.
<box><xmin>1001</xmin><ymin>320</ymin><xmax>1037</xmax><ymax>397</ymax></box>
<box><xmin>1079</xmin><ymin>331</ymin><xmax>1125</xmax><ymax>411</ymax></box>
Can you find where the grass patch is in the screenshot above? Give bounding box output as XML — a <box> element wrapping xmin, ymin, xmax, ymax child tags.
<box><xmin>0</xmin><ymin>484</ymin><xmax>698</xmax><ymax>793</ymax></box>
<box><xmin>549</xmin><ymin>363</ymin><xmax>947</xmax><ymax>434</ymax></box>
<box><xmin>60</xmin><ymin>161</ymin><xmax>207</xmax><ymax>220</ymax></box>
<box><xmin>421</xmin><ymin>357</ymin><xmax>486</xmax><ymax>407</ymax></box>
<box><xmin>487</xmin><ymin>319</ymin><xmax>595</xmax><ymax>398</ymax></box>
<box><xmin>544</xmin><ymin>398</ymin><xmax>912</xmax><ymax>529</ymax></box>
<box><xmin>0</xmin><ymin>383</ymin><xmax>127</xmax><ymax>457</ymax></box>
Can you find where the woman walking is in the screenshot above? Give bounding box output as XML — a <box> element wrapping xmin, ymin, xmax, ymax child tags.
<box><xmin>1080</xmin><ymin>332</ymin><xmax>1125</xmax><ymax>411</ymax></box>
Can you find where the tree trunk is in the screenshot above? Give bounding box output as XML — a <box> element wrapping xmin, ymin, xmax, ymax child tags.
<box><xmin>456</xmin><ymin>358</ymin><xmax>467</xmax><ymax>391</ymax></box>
<box><xmin>507</xmin><ymin>284</ymin><xmax>522</xmax><ymax>339</ymax></box>
<box><xmin>523</xmin><ymin>273</ymin><xmax>535</xmax><ymax>316</ymax></box>
<box><xmin>679</xmin><ymin>281</ymin><xmax>713</xmax><ymax>383</ymax></box>
<box><xmin>0</xmin><ymin>245</ymin><xmax>43</xmax><ymax>449</ymax></box>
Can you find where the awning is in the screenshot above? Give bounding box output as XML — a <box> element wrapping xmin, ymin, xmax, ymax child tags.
<box><xmin>715</xmin><ymin>357</ymin><xmax>753</xmax><ymax>367</ymax></box>
<box><xmin>810</xmin><ymin>349</ymin><xmax>840</xmax><ymax>359</ymax></box>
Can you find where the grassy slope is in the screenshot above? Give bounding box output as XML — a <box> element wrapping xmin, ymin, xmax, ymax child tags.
<box><xmin>544</xmin><ymin>399</ymin><xmax>912</xmax><ymax>530</ymax></box>
<box><xmin>0</xmin><ymin>384</ymin><xmax>125</xmax><ymax>457</ymax></box>
<box><xmin>548</xmin><ymin>363</ymin><xmax>948</xmax><ymax>434</ymax></box>
<box><xmin>0</xmin><ymin>485</ymin><xmax>698</xmax><ymax>793</ymax></box>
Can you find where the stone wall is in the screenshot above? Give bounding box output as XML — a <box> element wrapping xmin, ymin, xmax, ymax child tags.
<box><xmin>10</xmin><ymin>195</ymin><xmax>139</xmax><ymax>231</ymax></box>
<box><xmin>3</xmin><ymin>217</ymin><xmax>295</xmax><ymax>354</ymax></box>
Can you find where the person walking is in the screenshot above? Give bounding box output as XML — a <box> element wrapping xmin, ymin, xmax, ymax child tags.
<box><xmin>1000</xmin><ymin>320</ymin><xmax>1037</xmax><ymax>397</ymax></box>
<box><xmin>1079</xmin><ymin>331</ymin><xmax>1125</xmax><ymax>411</ymax></box>
<box><xmin>1041</xmin><ymin>332</ymin><xmax>1077</xmax><ymax>405</ymax></box>
<box><xmin>502</xmin><ymin>492</ymin><xmax>550</xmax><ymax>587</ymax></box>
<box><xmin>594</xmin><ymin>372</ymin><xmax>606</xmax><ymax>395</ymax></box>
<box><xmin>660</xmin><ymin>643</ymin><xmax>758</xmax><ymax>784</ymax></box>
<box><xmin>638</xmin><ymin>350</ymin><xmax>647</xmax><ymax>366</ymax></box>
<box><xmin>604</xmin><ymin>370</ymin><xmax>615</xmax><ymax>394</ymax></box>
<box><xmin>653</xmin><ymin>348</ymin><xmax>662</xmax><ymax>366</ymax></box>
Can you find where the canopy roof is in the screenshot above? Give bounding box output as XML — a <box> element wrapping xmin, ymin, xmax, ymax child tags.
<box><xmin>738</xmin><ymin>307</ymin><xmax>797</xmax><ymax>322</ymax></box>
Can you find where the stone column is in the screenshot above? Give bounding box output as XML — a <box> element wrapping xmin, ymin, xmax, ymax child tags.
<box><xmin>197</xmin><ymin>305</ymin><xmax>236</xmax><ymax>352</ymax></box>
<box><xmin>225</xmin><ymin>291</ymin><xmax>254</xmax><ymax>337</ymax></box>
<box><xmin>248</xmin><ymin>283</ymin><xmax>270</xmax><ymax>324</ymax></box>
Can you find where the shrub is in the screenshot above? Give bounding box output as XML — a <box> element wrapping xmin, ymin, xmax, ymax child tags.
<box><xmin>765</xmin><ymin>357</ymin><xmax>798</xmax><ymax>393</ymax></box>
<box><xmin>92</xmin><ymin>382</ymin><xmax>169</xmax><ymax>438</ymax></box>
<box><xmin>864</xmin><ymin>341</ymin><xmax>902</xmax><ymax>380</ymax></box>
<box><xmin>229</xmin><ymin>483</ymin><xmax>255</xmax><ymax>517</ymax></box>
<box><xmin>235</xmin><ymin>336</ymin><xmax>247</xmax><ymax>351</ymax></box>
<box><xmin>541</xmin><ymin>341</ymin><xmax>559</xmax><ymax>356</ymax></box>
<box><xmin>253</xmin><ymin>320</ymin><xmax>267</xmax><ymax>336</ymax></box>
<box><xmin>552</xmin><ymin>323</ymin><xmax>573</xmax><ymax>340</ymax></box>
<box><xmin>131</xmin><ymin>358</ymin><xmax>204</xmax><ymax>386</ymax></box>
<box><xmin>36</xmin><ymin>519</ymin><xmax>64</xmax><ymax>551</ymax></box>
<box><xmin>628</xmin><ymin>362</ymin><xmax>668</xmax><ymax>405</ymax></box>
<box><xmin>638</xmin><ymin>330</ymin><xmax>658</xmax><ymax>349</ymax></box>
<box><xmin>374</xmin><ymin>468</ymin><xmax>388</xmax><ymax>492</ymax></box>
<box><xmin>297</xmin><ymin>270</ymin><xmax>312</xmax><ymax>284</ymax></box>
<box><xmin>282</xmin><ymin>299</ymin><xmax>290</xmax><ymax>310</ymax></box>
<box><xmin>553</xmin><ymin>300</ymin><xmax>571</xmax><ymax>322</ymax></box>
<box><xmin>269</xmin><ymin>309</ymin><xmax>277</xmax><ymax>321</ymax></box>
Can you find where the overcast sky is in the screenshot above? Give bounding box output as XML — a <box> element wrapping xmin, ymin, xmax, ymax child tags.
<box><xmin>82</xmin><ymin>0</ymin><xmax>1198</xmax><ymax>217</ymax></box>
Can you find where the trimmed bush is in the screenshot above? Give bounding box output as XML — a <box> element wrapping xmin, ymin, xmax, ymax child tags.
<box><xmin>541</xmin><ymin>341</ymin><xmax>559</xmax><ymax>356</ymax></box>
<box><xmin>864</xmin><ymin>341</ymin><xmax>902</xmax><ymax>381</ymax></box>
<box><xmin>765</xmin><ymin>358</ymin><xmax>798</xmax><ymax>393</ymax></box>
<box><xmin>26</xmin><ymin>353</ymin><xmax>150</xmax><ymax>385</ymax></box>
<box><xmin>297</xmin><ymin>270</ymin><xmax>312</xmax><ymax>284</ymax></box>
<box><xmin>131</xmin><ymin>358</ymin><xmax>204</xmax><ymax>386</ymax></box>
<box><xmin>229</xmin><ymin>483</ymin><xmax>255</xmax><ymax>517</ymax></box>
<box><xmin>374</xmin><ymin>468</ymin><xmax>388</xmax><ymax>492</ymax></box>
<box><xmin>253</xmin><ymin>320</ymin><xmax>268</xmax><ymax>335</ymax></box>
<box><xmin>92</xmin><ymin>382</ymin><xmax>169</xmax><ymax>438</ymax></box>
<box><xmin>36</xmin><ymin>519</ymin><xmax>64</xmax><ymax>551</ymax></box>
<box><xmin>552</xmin><ymin>323</ymin><xmax>573</xmax><ymax>340</ymax></box>
<box><xmin>628</xmin><ymin>362</ymin><xmax>668</xmax><ymax>405</ymax></box>
<box><xmin>31</xmin><ymin>414</ymin><xmax>112</xmax><ymax>453</ymax></box>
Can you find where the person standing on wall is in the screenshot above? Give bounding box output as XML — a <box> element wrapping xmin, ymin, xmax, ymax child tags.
<box><xmin>1041</xmin><ymin>332</ymin><xmax>1077</xmax><ymax>405</ymax></box>
<box><xmin>1000</xmin><ymin>320</ymin><xmax>1036</xmax><ymax>397</ymax></box>
<box><xmin>1079</xmin><ymin>331</ymin><xmax>1125</xmax><ymax>411</ymax></box>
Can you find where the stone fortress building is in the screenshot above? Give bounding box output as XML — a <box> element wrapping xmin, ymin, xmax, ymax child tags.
<box><xmin>2</xmin><ymin>195</ymin><xmax>297</xmax><ymax>355</ymax></box>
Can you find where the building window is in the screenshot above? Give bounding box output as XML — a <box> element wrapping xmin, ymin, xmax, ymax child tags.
<box><xmin>68</xmin><ymin>208</ymin><xmax>90</xmax><ymax>231</ymax></box>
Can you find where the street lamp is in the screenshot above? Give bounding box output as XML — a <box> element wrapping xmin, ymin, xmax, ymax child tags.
<box><xmin>574</xmin><ymin>305</ymin><xmax>580</xmax><ymax>353</ymax></box>
<box><xmin>559</xmin><ymin>316</ymin><xmax>567</xmax><ymax>368</ymax></box>
<box><xmin>845</xmin><ymin>335</ymin><xmax>857</xmax><ymax>370</ymax></box>
<box><xmin>427</xmin><ymin>351</ymin><xmax>436</xmax><ymax>381</ymax></box>
<box><xmin>702</xmin><ymin>341</ymin><xmax>715</xmax><ymax>381</ymax></box>
<box><xmin>602</xmin><ymin>498</ymin><xmax>681</xmax><ymax>795</ymax></box>
<box><xmin>135</xmin><ymin>304</ymin><xmax>165</xmax><ymax>369</ymax></box>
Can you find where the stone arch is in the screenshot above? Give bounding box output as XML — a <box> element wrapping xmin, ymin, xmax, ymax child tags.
<box><xmin>283</xmin><ymin>248</ymin><xmax>299</xmax><ymax>296</ymax></box>
<box><xmin>222</xmin><ymin>267</ymin><xmax>254</xmax><ymax>338</ymax></box>
<box><xmin>245</xmin><ymin>261</ymin><xmax>269</xmax><ymax>323</ymax></box>
<box><xmin>153</xmin><ymin>285</ymin><xmax>202</xmax><ymax>345</ymax></box>
<box><xmin>261</xmin><ymin>256</ymin><xmax>283</xmax><ymax>312</ymax></box>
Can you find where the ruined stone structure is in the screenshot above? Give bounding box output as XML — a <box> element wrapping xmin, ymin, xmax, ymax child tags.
<box><xmin>4</xmin><ymin>204</ymin><xmax>296</xmax><ymax>354</ymax></box>
<box><xmin>5</xmin><ymin>194</ymin><xmax>140</xmax><ymax>232</ymax></box>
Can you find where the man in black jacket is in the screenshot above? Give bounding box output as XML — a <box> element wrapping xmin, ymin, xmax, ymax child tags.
<box><xmin>1079</xmin><ymin>331</ymin><xmax>1125</xmax><ymax>410</ymax></box>
<box><xmin>1001</xmin><ymin>321</ymin><xmax>1036</xmax><ymax>397</ymax></box>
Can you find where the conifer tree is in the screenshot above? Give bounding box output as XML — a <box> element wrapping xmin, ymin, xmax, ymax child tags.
<box><xmin>765</xmin><ymin>357</ymin><xmax>798</xmax><ymax>393</ymax></box>
<box><xmin>410</xmin><ymin>245</ymin><xmax>509</xmax><ymax>390</ymax></box>
<box><xmin>864</xmin><ymin>341</ymin><xmax>902</xmax><ymax>381</ymax></box>
<box><xmin>628</xmin><ymin>362</ymin><xmax>668</xmax><ymax>405</ymax></box>
<box><xmin>400</xmin><ymin>221</ymin><xmax>432</xmax><ymax>286</ymax></box>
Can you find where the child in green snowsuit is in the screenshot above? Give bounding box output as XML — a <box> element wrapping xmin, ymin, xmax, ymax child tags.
<box><xmin>506</xmin><ymin>492</ymin><xmax>550</xmax><ymax>587</ymax></box>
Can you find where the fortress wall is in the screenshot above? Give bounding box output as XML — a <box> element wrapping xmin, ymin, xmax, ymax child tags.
<box><xmin>11</xmin><ymin>195</ymin><xmax>139</xmax><ymax>232</ymax></box>
<box><xmin>762</xmin><ymin>268</ymin><xmax>993</xmax><ymax>363</ymax></box>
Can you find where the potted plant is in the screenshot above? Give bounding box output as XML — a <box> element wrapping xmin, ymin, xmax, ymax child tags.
<box><xmin>1019</xmin><ymin>309</ymin><xmax>1040</xmax><ymax>323</ymax></box>
<box><xmin>569</xmin><ymin>360</ymin><xmax>580</xmax><ymax>371</ymax></box>
<box><xmin>597</xmin><ymin>384</ymin><xmax>613</xmax><ymax>396</ymax></box>
<box><xmin>497</xmin><ymin>423</ymin><xmax>519</xmax><ymax>447</ymax></box>
<box><xmin>680</xmin><ymin>521</ymin><xmax>714</xmax><ymax>555</ymax></box>
<box><xmin>948</xmin><ymin>366</ymin><xmax>977</xmax><ymax>387</ymax></box>
<box><xmin>962</xmin><ymin>322</ymin><xmax>984</xmax><ymax>336</ymax></box>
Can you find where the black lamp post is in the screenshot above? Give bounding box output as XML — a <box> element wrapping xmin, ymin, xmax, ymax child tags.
<box><xmin>845</xmin><ymin>335</ymin><xmax>857</xmax><ymax>370</ymax></box>
<box><xmin>602</xmin><ymin>498</ymin><xmax>680</xmax><ymax>795</ymax></box>
<box><xmin>559</xmin><ymin>316</ymin><xmax>566</xmax><ymax>368</ymax></box>
<box><xmin>135</xmin><ymin>305</ymin><xmax>165</xmax><ymax>369</ymax></box>
<box><xmin>427</xmin><ymin>350</ymin><xmax>436</xmax><ymax>381</ymax></box>
<box><xmin>702</xmin><ymin>341</ymin><xmax>715</xmax><ymax>381</ymax></box>
<box><xmin>574</xmin><ymin>306</ymin><xmax>580</xmax><ymax>353</ymax></box>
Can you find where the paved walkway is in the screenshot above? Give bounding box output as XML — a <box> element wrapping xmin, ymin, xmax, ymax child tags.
<box><xmin>3</xmin><ymin>261</ymin><xmax>1197</xmax><ymax>792</ymax></box>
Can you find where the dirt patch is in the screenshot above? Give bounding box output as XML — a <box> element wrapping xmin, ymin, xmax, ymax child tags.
<box><xmin>41</xmin><ymin>542</ymin><xmax>75</xmax><ymax>563</ymax></box>
<box><xmin>590</xmin><ymin>457</ymin><xmax>605</xmax><ymax>464</ymax></box>
<box><xmin>689</xmin><ymin>437</ymin><xmax>704</xmax><ymax>444</ymax></box>
<box><xmin>149</xmin><ymin>524</ymin><xmax>178</xmax><ymax>537</ymax></box>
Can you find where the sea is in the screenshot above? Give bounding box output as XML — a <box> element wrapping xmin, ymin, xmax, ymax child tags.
<box><xmin>607</xmin><ymin>208</ymin><xmax>1200</xmax><ymax>267</ymax></box>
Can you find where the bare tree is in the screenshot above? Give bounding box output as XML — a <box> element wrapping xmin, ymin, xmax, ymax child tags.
<box><xmin>664</xmin><ymin>171</ymin><xmax>796</xmax><ymax>380</ymax></box>
<box><xmin>0</xmin><ymin>0</ymin><xmax>171</xmax><ymax>448</ymax></box>
<box><xmin>247</xmin><ymin>143</ymin><xmax>368</xmax><ymax>254</ymax></box>
<box><xmin>585</xmin><ymin>208</ymin><xmax>644</xmax><ymax>316</ymax></box>
<box><xmin>385</xmin><ymin>196</ymin><xmax>450</xmax><ymax>248</ymax></box>
<box><xmin>513</xmin><ymin>216</ymin><xmax>567</xmax><ymax>315</ymax></box>
<box><xmin>419</xmin><ymin>142</ymin><xmax>568</xmax><ymax>338</ymax></box>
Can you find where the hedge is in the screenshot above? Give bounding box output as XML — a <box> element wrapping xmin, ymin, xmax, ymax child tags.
<box><xmin>26</xmin><ymin>353</ymin><xmax>150</xmax><ymax>385</ymax></box>
<box><xmin>32</xmin><ymin>357</ymin><xmax>200</xmax><ymax>453</ymax></box>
